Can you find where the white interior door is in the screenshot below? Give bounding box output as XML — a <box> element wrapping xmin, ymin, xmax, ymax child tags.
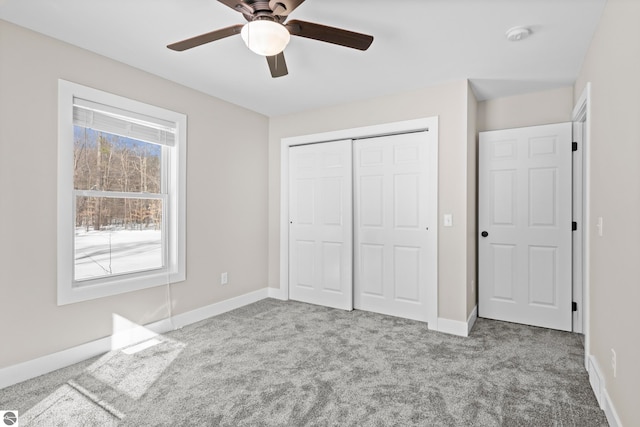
<box><xmin>288</xmin><ymin>140</ymin><xmax>353</xmax><ymax>310</ymax></box>
<box><xmin>353</xmin><ymin>132</ymin><xmax>438</xmax><ymax>323</ymax></box>
<box><xmin>479</xmin><ymin>123</ymin><xmax>572</xmax><ymax>331</ymax></box>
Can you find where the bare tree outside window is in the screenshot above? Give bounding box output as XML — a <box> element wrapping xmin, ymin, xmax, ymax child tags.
<box><xmin>73</xmin><ymin>127</ymin><xmax>164</xmax><ymax>281</ymax></box>
<box><xmin>58</xmin><ymin>80</ymin><xmax>186</xmax><ymax>305</ymax></box>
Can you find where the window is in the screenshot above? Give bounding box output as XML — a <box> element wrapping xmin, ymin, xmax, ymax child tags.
<box><xmin>58</xmin><ymin>80</ymin><xmax>186</xmax><ymax>305</ymax></box>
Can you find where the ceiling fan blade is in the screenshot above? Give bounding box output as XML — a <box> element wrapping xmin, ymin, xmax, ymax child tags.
<box><xmin>286</xmin><ymin>20</ymin><xmax>373</xmax><ymax>51</ymax></box>
<box><xmin>217</xmin><ymin>0</ymin><xmax>254</xmax><ymax>15</ymax></box>
<box><xmin>167</xmin><ymin>24</ymin><xmax>244</xmax><ymax>51</ymax></box>
<box><xmin>269</xmin><ymin>0</ymin><xmax>305</xmax><ymax>16</ymax></box>
<box><xmin>267</xmin><ymin>52</ymin><xmax>288</xmax><ymax>78</ymax></box>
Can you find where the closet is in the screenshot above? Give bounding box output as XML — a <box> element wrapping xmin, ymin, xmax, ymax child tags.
<box><xmin>285</xmin><ymin>119</ymin><xmax>438</xmax><ymax>324</ymax></box>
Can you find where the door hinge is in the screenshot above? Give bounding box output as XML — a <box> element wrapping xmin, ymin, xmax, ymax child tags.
<box><xmin>572</xmin><ymin>221</ymin><xmax>577</xmax><ymax>231</ymax></box>
<box><xmin>572</xmin><ymin>142</ymin><xmax>578</xmax><ymax>151</ymax></box>
<box><xmin>572</xmin><ymin>302</ymin><xmax>578</xmax><ymax>312</ymax></box>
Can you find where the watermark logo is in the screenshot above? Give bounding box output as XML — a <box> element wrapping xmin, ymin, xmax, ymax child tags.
<box><xmin>0</xmin><ymin>411</ymin><xmax>18</xmax><ymax>427</ymax></box>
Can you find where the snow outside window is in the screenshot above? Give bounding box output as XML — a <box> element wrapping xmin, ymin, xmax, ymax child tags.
<box><xmin>57</xmin><ymin>80</ymin><xmax>186</xmax><ymax>305</ymax></box>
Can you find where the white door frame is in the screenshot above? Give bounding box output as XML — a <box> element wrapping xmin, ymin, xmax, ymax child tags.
<box><xmin>572</xmin><ymin>116</ymin><xmax>584</xmax><ymax>334</ymax></box>
<box><xmin>278</xmin><ymin>117</ymin><xmax>438</xmax><ymax>325</ymax></box>
<box><xmin>572</xmin><ymin>83</ymin><xmax>591</xmax><ymax>363</ymax></box>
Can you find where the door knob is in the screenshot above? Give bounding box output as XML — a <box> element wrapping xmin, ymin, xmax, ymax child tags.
<box><xmin>481</xmin><ymin>231</ymin><xmax>488</xmax><ymax>237</ymax></box>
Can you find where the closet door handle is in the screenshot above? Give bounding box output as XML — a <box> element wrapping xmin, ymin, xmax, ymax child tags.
<box><xmin>481</xmin><ymin>231</ymin><xmax>489</xmax><ymax>237</ymax></box>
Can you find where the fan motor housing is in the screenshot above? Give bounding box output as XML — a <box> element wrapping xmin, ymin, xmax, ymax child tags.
<box><xmin>243</xmin><ymin>1</ymin><xmax>277</xmax><ymax>19</ymax></box>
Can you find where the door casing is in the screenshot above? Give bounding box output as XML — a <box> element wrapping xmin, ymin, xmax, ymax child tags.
<box><xmin>279</xmin><ymin>117</ymin><xmax>439</xmax><ymax>328</ymax></box>
<box><xmin>572</xmin><ymin>83</ymin><xmax>591</xmax><ymax>357</ymax></box>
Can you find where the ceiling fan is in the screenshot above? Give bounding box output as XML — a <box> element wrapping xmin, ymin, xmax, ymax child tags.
<box><xmin>167</xmin><ymin>0</ymin><xmax>374</xmax><ymax>78</ymax></box>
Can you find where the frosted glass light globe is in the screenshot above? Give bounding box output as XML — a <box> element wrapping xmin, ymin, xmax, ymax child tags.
<box><xmin>241</xmin><ymin>20</ymin><xmax>291</xmax><ymax>56</ymax></box>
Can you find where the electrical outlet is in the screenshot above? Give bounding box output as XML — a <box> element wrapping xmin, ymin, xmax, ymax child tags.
<box><xmin>221</xmin><ymin>272</ymin><xmax>228</xmax><ymax>285</ymax></box>
<box><xmin>611</xmin><ymin>348</ymin><xmax>617</xmax><ymax>378</ymax></box>
<box><xmin>597</xmin><ymin>217</ymin><xmax>604</xmax><ymax>237</ymax></box>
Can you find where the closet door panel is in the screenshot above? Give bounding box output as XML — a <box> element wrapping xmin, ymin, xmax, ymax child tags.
<box><xmin>354</xmin><ymin>131</ymin><xmax>437</xmax><ymax>324</ymax></box>
<box><xmin>289</xmin><ymin>140</ymin><xmax>353</xmax><ymax>310</ymax></box>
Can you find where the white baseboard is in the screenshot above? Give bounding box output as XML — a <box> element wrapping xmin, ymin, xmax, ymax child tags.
<box><xmin>0</xmin><ymin>334</ymin><xmax>111</xmax><ymax>390</ymax></box>
<box><xmin>587</xmin><ymin>355</ymin><xmax>604</xmax><ymax>407</ymax></box>
<box><xmin>0</xmin><ymin>287</ymin><xmax>271</xmax><ymax>390</ymax></box>
<box><xmin>603</xmin><ymin>388</ymin><xmax>622</xmax><ymax>427</ymax></box>
<box><xmin>437</xmin><ymin>306</ymin><xmax>477</xmax><ymax>337</ymax></box>
<box><xmin>467</xmin><ymin>305</ymin><xmax>478</xmax><ymax>335</ymax></box>
<box><xmin>170</xmin><ymin>288</ymin><xmax>269</xmax><ymax>328</ymax></box>
<box><xmin>267</xmin><ymin>286</ymin><xmax>288</xmax><ymax>300</ymax></box>
<box><xmin>587</xmin><ymin>354</ymin><xmax>622</xmax><ymax>427</ymax></box>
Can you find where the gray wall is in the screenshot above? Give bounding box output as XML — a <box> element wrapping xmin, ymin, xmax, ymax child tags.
<box><xmin>477</xmin><ymin>86</ymin><xmax>574</xmax><ymax>132</ymax></box>
<box><xmin>268</xmin><ymin>80</ymin><xmax>477</xmax><ymax>324</ymax></box>
<box><xmin>3</xmin><ymin>6</ymin><xmax>638</xmax><ymax>422</ymax></box>
<box><xmin>574</xmin><ymin>0</ymin><xmax>640</xmax><ymax>424</ymax></box>
<box><xmin>0</xmin><ymin>20</ymin><xmax>269</xmax><ymax>368</ymax></box>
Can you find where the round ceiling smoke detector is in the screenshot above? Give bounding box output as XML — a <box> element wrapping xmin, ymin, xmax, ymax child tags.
<box><xmin>505</xmin><ymin>26</ymin><xmax>531</xmax><ymax>42</ymax></box>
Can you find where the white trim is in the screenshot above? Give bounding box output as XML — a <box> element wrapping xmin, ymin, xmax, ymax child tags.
<box><xmin>109</xmin><ymin>317</ymin><xmax>173</xmax><ymax>350</ymax></box>
<box><xmin>279</xmin><ymin>118</ymin><xmax>438</xmax><ymax>325</ymax></box>
<box><xmin>282</xmin><ymin>118</ymin><xmax>432</xmax><ymax>147</ymax></box>
<box><xmin>571</xmin><ymin>82</ymin><xmax>591</xmax><ymax>126</ymax></box>
<box><xmin>572</xmin><ymin>83</ymin><xmax>591</xmax><ymax>366</ymax></box>
<box><xmin>571</xmin><ymin>121</ymin><xmax>584</xmax><ymax>334</ymax></box>
<box><xmin>587</xmin><ymin>354</ymin><xmax>604</xmax><ymax>407</ymax></box>
<box><xmin>467</xmin><ymin>305</ymin><xmax>478</xmax><ymax>335</ymax></box>
<box><xmin>586</xmin><ymin>354</ymin><xmax>622</xmax><ymax>427</ymax></box>
<box><xmin>436</xmin><ymin>306</ymin><xmax>477</xmax><ymax>337</ymax></box>
<box><xmin>436</xmin><ymin>317</ymin><xmax>468</xmax><ymax>337</ymax></box>
<box><xmin>0</xmin><ymin>288</ymin><xmax>269</xmax><ymax>389</ymax></box>
<box><xmin>170</xmin><ymin>288</ymin><xmax>268</xmax><ymax>328</ymax></box>
<box><xmin>268</xmin><ymin>286</ymin><xmax>288</xmax><ymax>300</ymax></box>
<box><xmin>603</xmin><ymin>387</ymin><xmax>623</xmax><ymax>427</ymax></box>
<box><xmin>0</xmin><ymin>316</ymin><xmax>168</xmax><ymax>391</ymax></box>
<box><xmin>1</xmin><ymin>333</ymin><xmax>114</xmax><ymax>391</ymax></box>
<box><xmin>57</xmin><ymin>79</ymin><xmax>187</xmax><ymax>305</ymax></box>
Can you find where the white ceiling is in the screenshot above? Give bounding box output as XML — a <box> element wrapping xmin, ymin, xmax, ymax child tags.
<box><xmin>0</xmin><ymin>0</ymin><xmax>606</xmax><ymax>116</ymax></box>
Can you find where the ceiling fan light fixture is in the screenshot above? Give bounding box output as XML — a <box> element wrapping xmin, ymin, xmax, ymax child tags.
<box><xmin>241</xmin><ymin>20</ymin><xmax>291</xmax><ymax>56</ymax></box>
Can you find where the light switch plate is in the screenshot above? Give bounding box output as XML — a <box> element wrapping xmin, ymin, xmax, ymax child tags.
<box><xmin>444</xmin><ymin>214</ymin><xmax>453</xmax><ymax>227</ymax></box>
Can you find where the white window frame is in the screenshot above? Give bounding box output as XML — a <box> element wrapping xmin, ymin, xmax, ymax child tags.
<box><xmin>57</xmin><ymin>80</ymin><xmax>186</xmax><ymax>305</ymax></box>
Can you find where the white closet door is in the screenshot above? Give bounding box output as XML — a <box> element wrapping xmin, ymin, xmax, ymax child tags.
<box><xmin>288</xmin><ymin>140</ymin><xmax>353</xmax><ymax>310</ymax></box>
<box><xmin>353</xmin><ymin>132</ymin><xmax>437</xmax><ymax>324</ymax></box>
<box><xmin>478</xmin><ymin>123</ymin><xmax>572</xmax><ymax>331</ymax></box>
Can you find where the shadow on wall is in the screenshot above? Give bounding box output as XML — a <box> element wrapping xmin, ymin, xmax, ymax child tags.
<box><xmin>469</xmin><ymin>78</ymin><xmax>572</xmax><ymax>101</ymax></box>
